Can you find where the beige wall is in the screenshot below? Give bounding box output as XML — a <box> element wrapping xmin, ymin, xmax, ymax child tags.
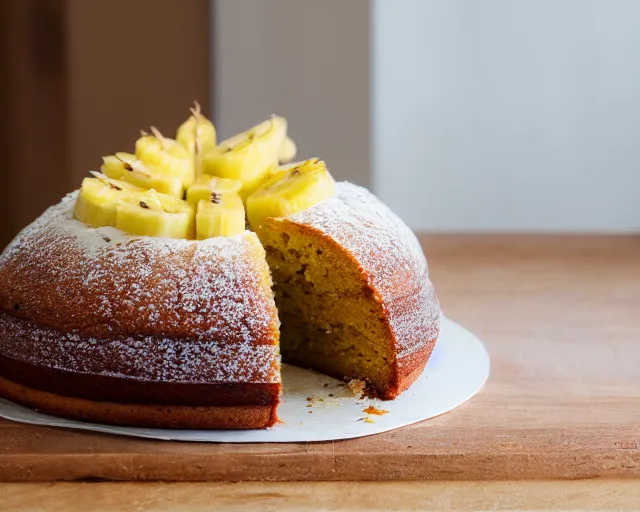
<box><xmin>67</xmin><ymin>0</ymin><xmax>211</xmax><ymax>182</ymax></box>
<box><xmin>0</xmin><ymin>0</ymin><xmax>70</xmax><ymax>245</ymax></box>
<box><xmin>213</xmin><ymin>0</ymin><xmax>371</xmax><ymax>186</ymax></box>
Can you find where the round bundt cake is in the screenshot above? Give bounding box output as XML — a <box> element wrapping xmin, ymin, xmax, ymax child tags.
<box><xmin>0</xmin><ymin>182</ymin><xmax>439</xmax><ymax>429</ymax></box>
<box><xmin>0</xmin><ymin>109</ymin><xmax>440</xmax><ymax>430</ymax></box>
<box><xmin>257</xmin><ymin>182</ymin><xmax>440</xmax><ymax>400</ymax></box>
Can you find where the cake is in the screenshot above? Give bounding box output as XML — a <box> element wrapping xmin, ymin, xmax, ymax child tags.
<box><xmin>258</xmin><ymin>182</ymin><xmax>439</xmax><ymax>399</ymax></box>
<box><xmin>0</xmin><ymin>108</ymin><xmax>440</xmax><ymax>429</ymax></box>
<box><xmin>0</xmin><ymin>194</ymin><xmax>281</xmax><ymax>429</ymax></box>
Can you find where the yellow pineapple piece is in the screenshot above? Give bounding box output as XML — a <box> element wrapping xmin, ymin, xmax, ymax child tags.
<box><xmin>196</xmin><ymin>192</ymin><xmax>245</xmax><ymax>239</ymax></box>
<box><xmin>278</xmin><ymin>136</ymin><xmax>297</xmax><ymax>164</ymax></box>
<box><xmin>73</xmin><ymin>173</ymin><xmax>139</xmax><ymax>228</ymax></box>
<box><xmin>219</xmin><ymin>116</ymin><xmax>287</xmax><ymax>157</ymax></box>
<box><xmin>247</xmin><ymin>158</ymin><xmax>335</xmax><ymax>232</ymax></box>
<box><xmin>186</xmin><ymin>174</ymin><xmax>243</xmax><ymax>208</ymax></box>
<box><xmin>203</xmin><ymin>116</ymin><xmax>288</xmax><ymax>199</ymax></box>
<box><xmin>135</xmin><ymin>127</ymin><xmax>194</xmax><ymax>187</ymax></box>
<box><xmin>115</xmin><ymin>189</ymin><xmax>195</xmax><ymax>239</ymax></box>
<box><xmin>101</xmin><ymin>153</ymin><xmax>183</xmax><ymax>198</ymax></box>
<box><xmin>176</xmin><ymin>102</ymin><xmax>217</xmax><ymax>177</ymax></box>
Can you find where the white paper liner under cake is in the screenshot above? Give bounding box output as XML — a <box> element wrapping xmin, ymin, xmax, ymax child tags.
<box><xmin>0</xmin><ymin>315</ymin><xmax>489</xmax><ymax>442</ymax></box>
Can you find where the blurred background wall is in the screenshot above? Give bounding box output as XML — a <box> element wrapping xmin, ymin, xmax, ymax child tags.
<box><xmin>373</xmin><ymin>0</ymin><xmax>640</xmax><ymax>232</ymax></box>
<box><xmin>0</xmin><ymin>0</ymin><xmax>210</xmax><ymax>246</ymax></box>
<box><xmin>215</xmin><ymin>0</ymin><xmax>639</xmax><ymax>232</ymax></box>
<box><xmin>1</xmin><ymin>0</ymin><xmax>638</xmax><ymax>248</ymax></box>
<box><xmin>212</xmin><ymin>0</ymin><xmax>370</xmax><ymax>187</ymax></box>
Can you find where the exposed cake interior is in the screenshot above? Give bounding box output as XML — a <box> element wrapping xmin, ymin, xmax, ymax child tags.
<box><xmin>258</xmin><ymin>218</ymin><xmax>396</xmax><ymax>397</ymax></box>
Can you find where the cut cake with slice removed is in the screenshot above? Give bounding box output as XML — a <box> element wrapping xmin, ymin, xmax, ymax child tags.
<box><xmin>255</xmin><ymin>182</ymin><xmax>440</xmax><ymax>399</ymax></box>
<box><xmin>0</xmin><ymin>182</ymin><xmax>440</xmax><ymax>429</ymax></box>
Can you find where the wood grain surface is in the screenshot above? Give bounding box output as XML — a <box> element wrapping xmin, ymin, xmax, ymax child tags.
<box><xmin>0</xmin><ymin>235</ymin><xmax>639</xmax><ymax>483</ymax></box>
<box><xmin>4</xmin><ymin>480</ymin><xmax>640</xmax><ymax>512</ymax></box>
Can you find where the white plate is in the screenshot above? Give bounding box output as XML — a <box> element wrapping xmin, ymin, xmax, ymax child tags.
<box><xmin>0</xmin><ymin>315</ymin><xmax>489</xmax><ymax>442</ymax></box>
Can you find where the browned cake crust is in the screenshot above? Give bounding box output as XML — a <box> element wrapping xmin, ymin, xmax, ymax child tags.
<box><xmin>394</xmin><ymin>334</ymin><xmax>438</xmax><ymax>397</ymax></box>
<box><xmin>0</xmin><ymin>351</ymin><xmax>280</xmax><ymax>407</ymax></box>
<box><xmin>0</xmin><ymin>312</ymin><xmax>281</xmax><ymax>406</ymax></box>
<box><xmin>0</xmin><ymin>374</ymin><xmax>276</xmax><ymax>429</ymax></box>
<box><xmin>380</xmin><ymin>264</ymin><xmax>440</xmax><ymax>398</ymax></box>
<box><xmin>0</xmin><ymin>313</ymin><xmax>280</xmax><ymax>429</ymax></box>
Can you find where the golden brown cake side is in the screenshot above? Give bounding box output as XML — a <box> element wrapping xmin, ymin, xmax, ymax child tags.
<box><xmin>263</xmin><ymin>182</ymin><xmax>440</xmax><ymax>399</ymax></box>
<box><xmin>0</xmin><ymin>193</ymin><xmax>282</xmax><ymax>429</ymax></box>
<box><xmin>0</xmin><ymin>374</ymin><xmax>276</xmax><ymax>430</ymax></box>
<box><xmin>0</xmin><ymin>193</ymin><xmax>279</xmax><ymax>342</ymax></box>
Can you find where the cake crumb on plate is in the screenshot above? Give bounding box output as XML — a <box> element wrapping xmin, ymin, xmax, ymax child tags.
<box><xmin>362</xmin><ymin>405</ymin><xmax>389</xmax><ymax>416</ymax></box>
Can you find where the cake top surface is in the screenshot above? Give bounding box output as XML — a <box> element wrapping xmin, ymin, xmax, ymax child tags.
<box><xmin>0</xmin><ymin>192</ymin><xmax>281</xmax><ymax>383</ymax></box>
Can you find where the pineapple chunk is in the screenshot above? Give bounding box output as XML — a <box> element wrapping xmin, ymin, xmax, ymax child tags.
<box><xmin>247</xmin><ymin>158</ymin><xmax>335</xmax><ymax>232</ymax></box>
<box><xmin>102</xmin><ymin>153</ymin><xmax>183</xmax><ymax>198</ymax></box>
<box><xmin>196</xmin><ymin>192</ymin><xmax>245</xmax><ymax>239</ymax></box>
<box><xmin>73</xmin><ymin>174</ymin><xmax>140</xmax><ymax>228</ymax></box>
<box><xmin>186</xmin><ymin>174</ymin><xmax>243</xmax><ymax>208</ymax></box>
<box><xmin>115</xmin><ymin>189</ymin><xmax>195</xmax><ymax>239</ymax></box>
<box><xmin>136</xmin><ymin>127</ymin><xmax>194</xmax><ymax>187</ymax></box>
<box><xmin>176</xmin><ymin>102</ymin><xmax>217</xmax><ymax>177</ymax></box>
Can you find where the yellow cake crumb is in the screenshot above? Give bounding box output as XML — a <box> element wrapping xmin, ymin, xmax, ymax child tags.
<box><xmin>346</xmin><ymin>379</ymin><xmax>367</xmax><ymax>399</ymax></box>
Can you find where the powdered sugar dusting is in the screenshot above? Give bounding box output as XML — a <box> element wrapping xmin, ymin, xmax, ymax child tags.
<box><xmin>0</xmin><ymin>192</ymin><xmax>281</xmax><ymax>383</ymax></box>
<box><xmin>288</xmin><ymin>182</ymin><xmax>440</xmax><ymax>356</ymax></box>
<box><xmin>0</xmin><ymin>313</ymin><xmax>279</xmax><ymax>383</ymax></box>
<box><xmin>0</xmin><ymin>182</ymin><xmax>437</xmax><ymax>386</ymax></box>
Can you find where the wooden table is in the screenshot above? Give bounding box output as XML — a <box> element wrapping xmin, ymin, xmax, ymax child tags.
<box><xmin>2</xmin><ymin>235</ymin><xmax>639</xmax><ymax>510</ymax></box>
